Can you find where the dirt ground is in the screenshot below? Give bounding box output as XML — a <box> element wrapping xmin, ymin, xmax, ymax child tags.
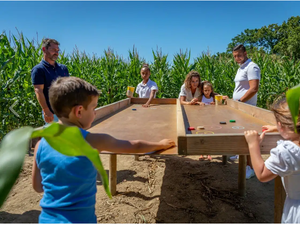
<box><xmin>0</xmin><ymin>151</ymin><xmax>275</xmax><ymax>223</ymax></box>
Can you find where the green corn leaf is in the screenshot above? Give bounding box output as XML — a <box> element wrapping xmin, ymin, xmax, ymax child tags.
<box><xmin>286</xmin><ymin>84</ymin><xmax>300</xmax><ymax>133</ymax></box>
<box><xmin>0</xmin><ymin>123</ymin><xmax>111</xmax><ymax>209</ymax></box>
<box><xmin>31</xmin><ymin>123</ymin><xmax>111</xmax><ymax>198</ymax></box>
<box><xmin>0</xmin><ymin>126</ymin><xmax>33</xmax><ymax>208</ymax></box>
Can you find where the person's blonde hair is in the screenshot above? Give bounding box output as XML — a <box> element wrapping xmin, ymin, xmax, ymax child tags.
<box><xmin>271</xmin><ymin>96</ymin><xmax>300</xmax><ymax>133</ymax></box>
<box><xmin>184</xmin><ymin>71</ymin><xmax>201</xmax><ymax>91</ymax></box>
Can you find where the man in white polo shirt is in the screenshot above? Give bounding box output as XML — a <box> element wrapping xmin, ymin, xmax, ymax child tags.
<box><xmin>230</xmin><ymin>44</ymin><xmax>261</xmax><ymax>179</ymax></box>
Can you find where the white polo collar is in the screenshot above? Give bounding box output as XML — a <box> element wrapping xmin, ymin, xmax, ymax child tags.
<box><xmin>141</xmin><ymin>78</ymin><xmax>152</xmax><ymax>86</ymax></box>
<box><xmin>239</xmin><ymin>58</ymin><xmax>252</xmax><ymax>68</ymax></box>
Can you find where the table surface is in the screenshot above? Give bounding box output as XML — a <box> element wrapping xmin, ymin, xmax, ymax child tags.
<box><xmin>183</xmin><ymin>105</ymin><xmax>270</xmax><ymax>135</ymax></box>
<box><xmin>88</xmin><ymin>104</ymin><xmax>178</xmax><ymax>154</ymax></box>
<box><xmin>88</xmin><ymin>103</ymin><xmax>273</xmax><ymax>155</ymax></box>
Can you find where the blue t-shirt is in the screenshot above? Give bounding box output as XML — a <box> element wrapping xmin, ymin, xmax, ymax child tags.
<box><xmin>31</xmin><ymin>60</ymin><xmax>69</xmax><ymax>114</ymax></box>
<box><xmin>36</xmin><ymin>128</ymin><xmax>97</xmax><ymax>223</ymax></box>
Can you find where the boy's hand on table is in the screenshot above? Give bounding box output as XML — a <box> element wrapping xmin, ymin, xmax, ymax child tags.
<box><xmin>158</xmin><ymin>139</ymin><xmax>176</xmax><ymax>150</ymax></box>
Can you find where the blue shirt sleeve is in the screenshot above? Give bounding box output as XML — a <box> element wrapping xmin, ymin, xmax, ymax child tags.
<box><xmin>66</xmin><ymin>67</ymin><xmax>70</xmax><ymax>76</ymax></box>
<box><xmin>63</xmin><ymin>65</ymin><xmax>70</xmax><ymax>77</ymax></box>
<box><xmin>31</xmin><ymin>66</ymin><xmax>45</xmax><ymax>85</ymax></box>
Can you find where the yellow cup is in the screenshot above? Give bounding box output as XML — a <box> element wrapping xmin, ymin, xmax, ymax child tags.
<box><xmin>126</xmin><ymin>86</ymin><xmax>135</xmax><ymax>97</ymax></box>
<box><xmin>215</xmin><ymin>95</ymin><xmax>223</xmax><ymax>105</ymax></box>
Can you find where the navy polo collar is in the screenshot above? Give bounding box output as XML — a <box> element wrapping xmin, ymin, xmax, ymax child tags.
<box><xmin>41</xmin><ymin>59</ymin><xmax>58</xmax><ymax>68</ymax></box>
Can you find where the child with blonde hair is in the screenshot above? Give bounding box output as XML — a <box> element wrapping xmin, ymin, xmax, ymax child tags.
<box><xmin>244</xmin><ymin>96</ymin><xmax>300</xmax><ymax>223</ymax></box>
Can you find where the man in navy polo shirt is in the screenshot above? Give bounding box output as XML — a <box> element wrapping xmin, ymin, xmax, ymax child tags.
<box><xmin>31</xmin><ymin>38</ymin><xmax>69</xmax><ymax>124</ymax></box>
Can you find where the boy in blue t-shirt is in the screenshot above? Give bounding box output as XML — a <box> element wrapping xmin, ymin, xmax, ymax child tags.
<box><xmin>32</xmin><ymin>77</ymin><xmax>175</xmax><ymax>223</ymax></box>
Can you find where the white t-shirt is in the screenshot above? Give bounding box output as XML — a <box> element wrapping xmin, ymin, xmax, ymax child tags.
<box><xmin>201</xmin><ymin>96</ymin><xmax>213</xmax><ymax>105</ymax></box>
<box><xmin>232</xmin><ymin>59</ymin><xmax>261</xmax><ymax>106</ymax></box>
<box><xmin>178</xmin><ymin>84</ymin><xmax>201</xmax><ymax>102</ymax></box>
<box><xmin>135</xmin><ymin>79</ymin><xmax>158</xmax><ymax>98</ymax></box>
<box><xmin>265</xmin><ymin>140</ymin><xmax>300</xmax><ymax>223</ymax></box>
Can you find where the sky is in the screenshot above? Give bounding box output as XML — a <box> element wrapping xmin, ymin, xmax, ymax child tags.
<box><xmin>1</xmin><ymin>1</ymin><xmax>300</xmax><ymax>63</ymax></box>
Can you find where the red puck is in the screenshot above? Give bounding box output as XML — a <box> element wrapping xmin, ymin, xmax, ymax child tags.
<box><xmin>188</xmin><ymin>127</ymin><xmax>195</xmax><ymax>131</ymax></box>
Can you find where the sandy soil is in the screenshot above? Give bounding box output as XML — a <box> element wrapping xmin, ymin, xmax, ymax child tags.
<box><xmin>0</xmin><ymin>151</ymin><xmax>274</xmax><ymax>223</ymax></box>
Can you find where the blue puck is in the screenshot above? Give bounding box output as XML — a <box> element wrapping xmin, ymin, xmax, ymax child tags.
<box><xmin>132</xmin><ymin>109</ymin><xmax>137</xmax><ymax>111</ymax></box>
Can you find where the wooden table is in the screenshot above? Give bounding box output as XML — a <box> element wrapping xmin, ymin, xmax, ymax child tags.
<box><xmin>88</xmin><ymin>98</ymin><xmax>284</xmax><ymax>223</ymax></box>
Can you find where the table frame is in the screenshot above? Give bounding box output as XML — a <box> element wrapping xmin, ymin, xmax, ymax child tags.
<box><xmin>90</xmin><ymin>97</ymin><xmax>285</xmax><ymax>223</ymax></box>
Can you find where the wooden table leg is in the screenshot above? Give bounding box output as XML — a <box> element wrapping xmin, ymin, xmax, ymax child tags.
<box><xmin>109</xmin><ymin>154</ymin><xmax>117</xmax><ymax>196</ymax></box>
<box><xmin>274</xmin><ymin>176</ymin><xmax>285</xmax><ymax>223</ymax></box>
<box><xmin>222</xmin><ymin>155</ymin><xmax>227</xmax><ymax>165</ymax></box>
<box><xmin>238</xmin><ymin>155</ymin><xmax>246</xmax><ymax>196</ymax></box>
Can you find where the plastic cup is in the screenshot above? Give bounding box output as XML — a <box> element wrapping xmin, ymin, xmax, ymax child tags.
<box><xmin>215</xmin><ymin>95</ymin><xmax>223</xmax><ymax>105</ymax></box>
<box><xmin>126</xmin><ymin>86</ymin><xmax>135</xmax><ymax>97</ymax></box>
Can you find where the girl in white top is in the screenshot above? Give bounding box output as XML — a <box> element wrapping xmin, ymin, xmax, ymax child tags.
<box><xmin>199</xmin><ymin>81</ymin><xmax>215</xmax><ymax>106</ymax></box>
<box><xmin>128</xmin><ymin>64</ymin><xmax>158</xmax><ymax>108</ymax></box>
<box><xmin>244</xmin><ymin>97</ymin><xmax>300</xmax><ymax>223</ymax></box>
<box><xmin>198</xmin><ymin>81</ymin><xmax>215</xmax><ymax>161</ymax></box>
<box><xmin>178</xmin><ymin>71</ymin><xmax>202</xmax><ymax>105</ymax></box>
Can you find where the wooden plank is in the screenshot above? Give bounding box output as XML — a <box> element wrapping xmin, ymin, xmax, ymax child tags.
<box><xmin>238</xmin><ymin>155</ymin><xmax>246</xmax><ymax>196</ymax></box>
<box><xmin>177</xmin><ymin>99</ymin><xmax>187</xmax><ymax>155</ymax></box>
<box><xmin>226</xmin><ymin>99</ymin><xmax>277</xmax><ymax>125</ymax></box>
<box><xmin>274</xmin><ymin>176</ymin><xmax>286</xmax><ymax>223</ymax></box>
<box><xmin>183</xmin><ymin>104</ymin><xmax>274</xmax><ymax>134</ymax></box>
<box><xmin>130</xmin><ymin>98</ymin><xmax>177</xmax><ymax>104</ymax></box>
<box><xmin>89</xmin><ymin>104</ymin><xmax>178</xmax><ymax>155</ymax></box>
<box><xmin>177</xmin><ymin>99</ymin><xmax>186</xmax><ymax>137</ymax></box>
<box><xmin>185</xmin><ymin>133</ymin><xmax>280</xmax><ymax>155</ymax></box>
<box><xmin>109</xmin><ymin>154</ymin><xmax>117</xmax><ymax>196</ymax></box>
<box><xmin>94</xmin><ymin>98</ymin><xmax>130</xmax><ymax>122</ymax></box>
<box><xmin>178</xmin><ymin>137</ymin><xmax>187</xmax><ymax>155</ymax></box>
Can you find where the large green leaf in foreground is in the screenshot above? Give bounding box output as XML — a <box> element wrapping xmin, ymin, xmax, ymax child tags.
<box><xmin>0</xmin><ymin>127</ymin><xmax>34</xmax><ymax>208</ymax></box>
<box><xmin>0</xmin><ymin>123</ymin><xmax>111</xmax><ymax>208</ymax></box>
<box><xmin>286</xmin><ymin>84</ymin><xmax>300</xmax><ymax>133</ymax></box>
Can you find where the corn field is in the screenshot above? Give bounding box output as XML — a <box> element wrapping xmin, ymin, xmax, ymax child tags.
<box><xmin>1</xmin><ymin>32</ymin><xmax>300</xmax><ymax>140</ymax></box>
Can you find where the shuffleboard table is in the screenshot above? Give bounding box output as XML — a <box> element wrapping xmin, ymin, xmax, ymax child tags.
<box><xmin>88</xmin><ymin>98</ymin><xmax>284</xmax><ymax>223</ymax></box>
